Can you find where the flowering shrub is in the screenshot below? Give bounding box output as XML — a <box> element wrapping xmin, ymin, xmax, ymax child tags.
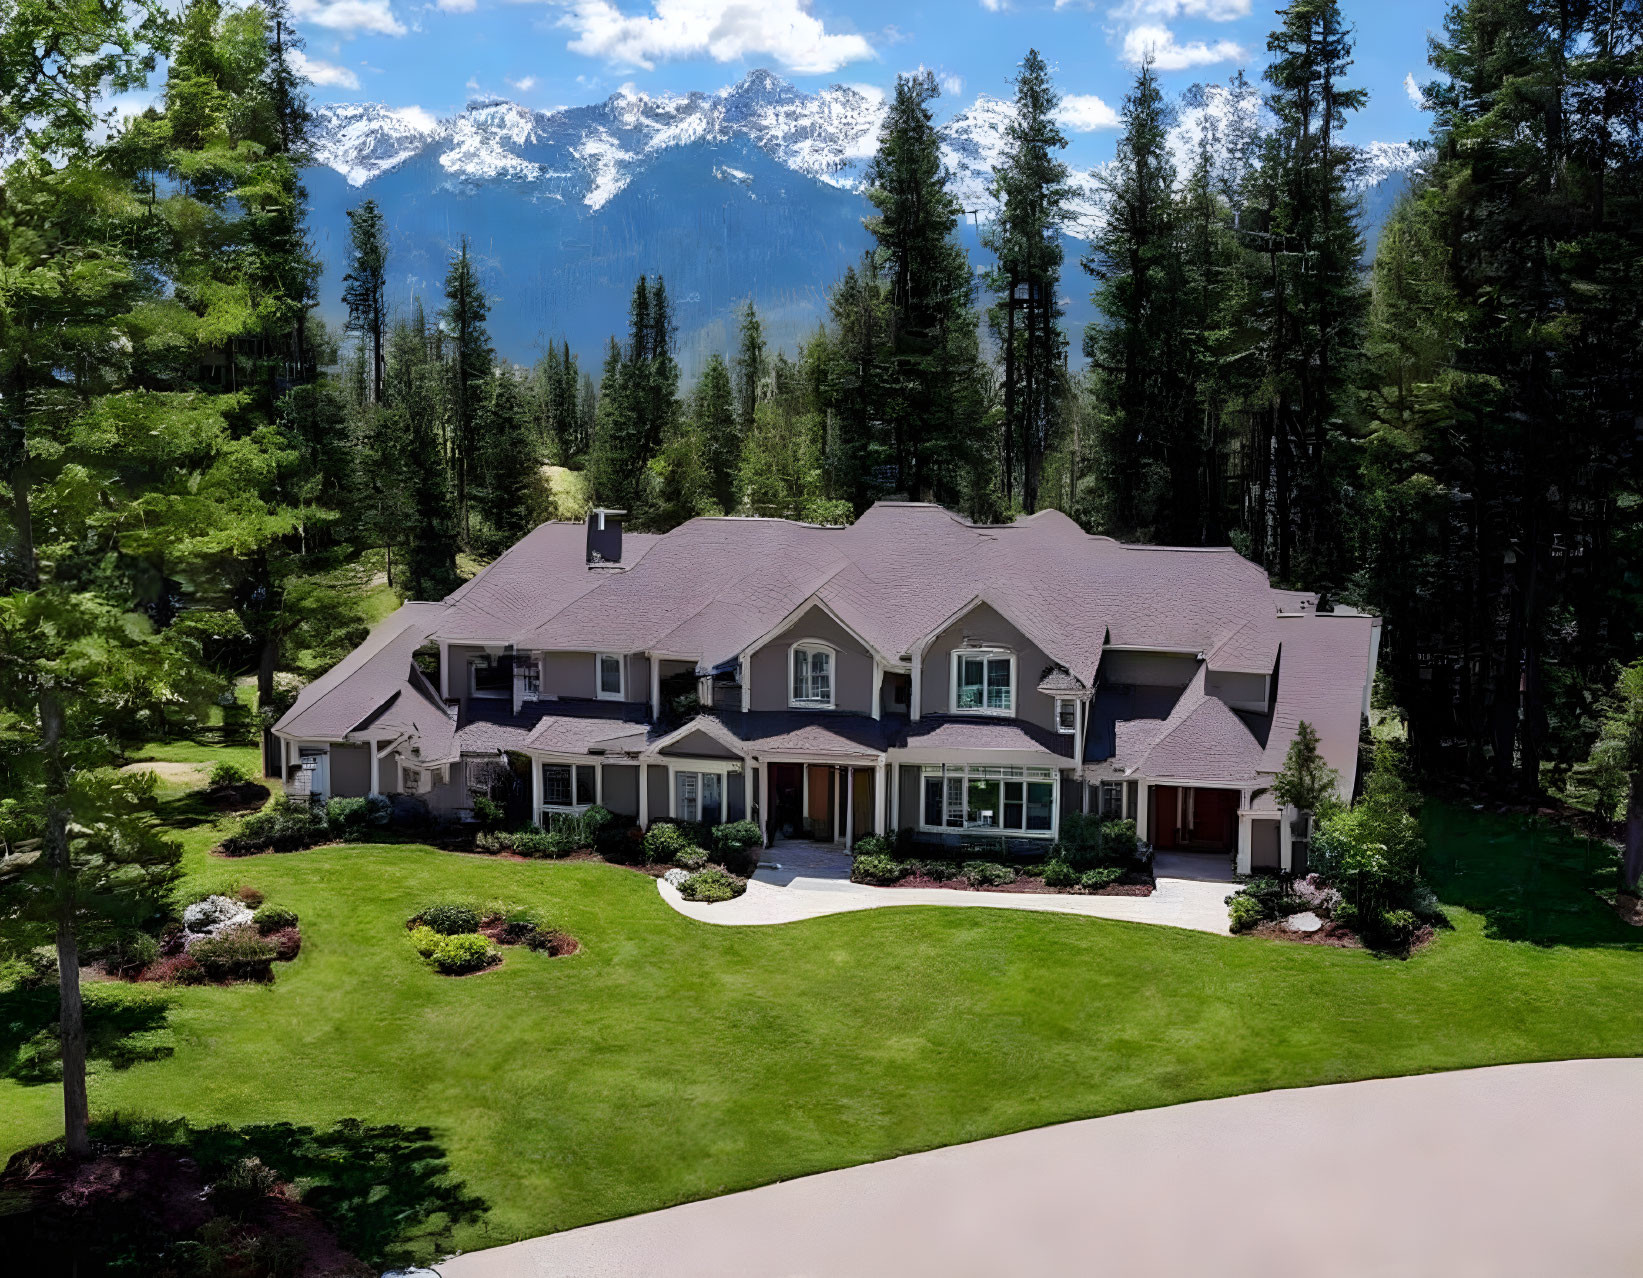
<box><xmin>673</xmin><ymin>845</ymin><xmax>709</xmax><ymax>872</ymax></box>
<box><xmin>1291</xmin><ymin>874</ymin><xmax>1342</xmax><ymax>914</ymax></box>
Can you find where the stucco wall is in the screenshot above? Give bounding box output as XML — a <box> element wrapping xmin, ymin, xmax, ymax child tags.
<box><xmin>418</xmin><ymin>760</ymin><xmax>468</xmax><ymax>813</ymax></box>
<box><xmin>601</xmin><ymin>763</ymin><xmax>639</xmax><ymax>818</ymax></box>
<box><xmin>896</xmin><ymin>762</ymin><xmax>921</xmax><ymax>835</ymax></box>
<box><xmin>661</xmin><ymin>729</ymin><xmax>739</xmax><ymax>759</ymax></box>
<box><xmin>1206</xmin><ymin>668</ymin><xmax>1269</xmax><ymax>713</ymax></box>
<box><xmin>645</xmin><ymin>763</ymin><xmax>668</xmax><ymax>824</ymax></box>
<box><xmin>920</xmin><ymin>602</ymin><xmax>1058</xmax><ymax>733</ymax></box>
<box><xmin>1100</xmin><ymin>650</ymin><xmax>1199</xmax><ymax>689</ymax></box>
<box><xmin>329</xmin><ymin>743</ymin><xmax>370</xmax><ymax>797</ymax></box>
<box><xmin>1251</xmin><ymin>817</ymin><xmax>1281</xmax><ymax>870</ymax></box>
<box><xmin>541</xmin><ymin>651</ymin><xmax>595</xmax><ymax>699</ymax></box>
<box><xmin>748</xmin><ymin>605</ymin><xmax>875</xmax><ymax>714</ymax></box>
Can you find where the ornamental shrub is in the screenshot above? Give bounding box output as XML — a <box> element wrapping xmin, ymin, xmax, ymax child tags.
<box><xmin>673</xmin><ymin>845</ymin><xmax>709</xmax><ymax>872</ymax></box>
<box><xmin>851</xmin><ymin>854</ymin><xmax>907</xmax><ymax>885</ymax></box>
<box><xmin>1100</xmin><ymin>819</ymin><xmax>1139</xmax><ymax>863</ymax></box>
<box><xmin>712</xmin><ymin>820</ymin><xmax>763</xmax><ymax>875</ymax></box>
<box><xmin>431</xmin><ymin>932</ymin><xmax>498</xmax><ymax>974</ymax></box>
<box><xmin>1041</xmin><ymin>859</ymin><xmax>1078</xmax><ymax>889</ymax></box>
<box><xmin>189</xmin><ymin>925</ymin><xmax>278</xmax><ymax>981</ymax></box>
<box><xmin>643</xmin><ymin>822</ymin><xmax>693</xmax><ymax>865</ymax></box>
<box><xmin>1373</xmin><ymin>908</ymin><xmax>1419</xmax><ymax>946</ymax></box>
<box><xmin>1227</xmin><ymin>894</ymin><xmax>1265</xmax><ymax>933</ymax></box>
<box><xmin>510</xmin><ymin>828</ymin><xmax>556</xmax><ymax>857</ymax></box>
<box><xmin>679</xmin><ymin>867</ymin><xmax>740</xmax><ymax>903</ymax></box>
<box><xmin>105</xmin><ymin>930</ymin><xmax>161</xmax><ymax>976</ymax></box>
<box><xmin>326</xmin><ymin>794</ymin><xmax>390</xmax><ymax>837</ymax></box>
<box><xmin>1079</xmin><ymin>866</ymin><xmax>1123</xmax><ymax>891</ymax></box>
<box><xmin>251</xmin><ymin>904</ymin><xmax>298</xmax><ymax>935</ymax></box>
<box><xmin>851</xmin><ymin>834</ymin><xmax>893</xmax><ymax>860</ymax></box>
<box><xmin>471</xmin><ymin>795</ymin><xmax>505</xmax><ymax>829</ymax></box>
<box><xmin>475</xmin><ymin>830</ymin><xmax>515</xmax><ymax>854</ymax></box>
<box><xmin>220</xmin><ymin>797</ymin><xmax>330</xmax><ymax>856</ymax></box>
<box><xmin>408</xmin><ymin>925</ymin><xmax>441</xmax><ymax>958</ymax></box>
<box><xmin>962</xmin><ymin>860</ymin><xmax>1017</xmax><ymax>888</ymax></box>
<box><xmin>419</xmin><ymin>902</ymin><xmax>481</xmax><ymax>935</ymax></box>
<box><xmin>209</xmin><ymin>760</ymin><xmax>251</xmax><ymax>788</ymax></box>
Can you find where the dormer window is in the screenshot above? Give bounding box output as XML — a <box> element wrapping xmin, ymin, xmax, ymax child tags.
<box><xmin>790</xmin><ymin>642</ymin><xmax>834</xmax><ymax>708</ymax></box>
<box><xmin>953</xmin><ymin>648</ymin><xmax>1014</xmax><ymax>715</ymax></box>
<box><xmin>1056</xmin><ymin>698</ymin><xmax>1077</xmax><ymax>734</ymax></box>
<box><xmin>597</xmin><ymin>653</ymin><xmax>625</xmax><ymax>700</ymax></box>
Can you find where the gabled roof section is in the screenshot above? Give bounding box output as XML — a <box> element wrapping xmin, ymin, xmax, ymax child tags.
<box><xmin>272</xmin><ymin>602</ymin><xmax>443</xmax><ymax>742</ymax></box>
<box><xmin>1207</xmin><ymin>620</ymin><xmax>1281</xmax><ymax>676</ymax></box>
<box><xmin>1260</xmin><ymin>612</ymin><xmax>1375</xmax><ymax>798</ymax></box>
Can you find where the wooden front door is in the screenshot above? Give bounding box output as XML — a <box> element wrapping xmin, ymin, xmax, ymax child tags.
<box><xmin>1187</xmin><ymin>787</ymin><xmax>1238</xmax><ymax>853</ymax></box>
<box><xmin>769</xmin><ymin>763</ymin><xmax>804</xmax><ymax>839</ymax></box>
<box><xmin>1150</xmin><ymin>785</ymin><xmax>1181</xmax><ymax>849</ymax></box>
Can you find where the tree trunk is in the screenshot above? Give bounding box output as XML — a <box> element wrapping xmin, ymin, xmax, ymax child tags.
<box><xmin>42</xmin><ymin>688</ymin><xmax>90</xmax><ymax>1159</ymax></box>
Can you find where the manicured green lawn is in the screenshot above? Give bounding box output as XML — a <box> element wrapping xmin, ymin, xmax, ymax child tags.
<box><xmin>2</xmin><ymin>780</ymin><xmax>1640</xmax><ymax>1260</ymax></box>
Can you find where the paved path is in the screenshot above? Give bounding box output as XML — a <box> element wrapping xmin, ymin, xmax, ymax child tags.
<box><xmin>439</xmin><ymin>1059</ymin><xmax>1643</xmax><ymax>1278</ymax></box>
<box><xmin>659</xmin><ymin>843</ymin><xmax>1236</xmax><ymax>935</ymax></box>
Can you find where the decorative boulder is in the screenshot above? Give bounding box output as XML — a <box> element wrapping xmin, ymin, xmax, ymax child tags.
<box><xmin>183</xmin><ymin>895</ymin><xmax>254</xmax><ymax>937</ymax></box>
<box><xmin>1283</xmin><ymin>910</ymin><xmax>1324</xmax><ymax>933</ymax></box>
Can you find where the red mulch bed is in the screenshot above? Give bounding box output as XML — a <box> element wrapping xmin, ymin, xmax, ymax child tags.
<box><xmin>883</xmin><ymin>872</ymin><xmax>1156</xmax><ymax>897</ymax></box>
<box><xmin>1249</xmin><ymin>918</ymin><xmax>1438</xmax><ymax>955</ymax></box>
<box><xmin>0</xmin><ymin>1142</ymin><xmax>367</xmax><ymax>1276</ymax></box>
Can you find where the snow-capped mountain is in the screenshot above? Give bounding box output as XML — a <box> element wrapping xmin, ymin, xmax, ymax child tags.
<box><xmin>302</xmin><ymin>69</ymin><xmax>1420</xmax><ymax>368</ymax></box>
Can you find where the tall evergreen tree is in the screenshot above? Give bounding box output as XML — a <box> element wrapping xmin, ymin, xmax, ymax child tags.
<box><xmin>341</xmin><ymin>199</ymin><xmax>389</xmax><ymax>404</ymax></box>
<box><xmin>734</xmin><ymin>298</ymin><xmax>765</xmax><ymax>432</ymax></box>
<box><xmin>693</xmin><ymin>352</ymin><xmax>740</xmax><ymax>512</ymax></box>
<box><xmin>984</xmin><ymin>49</ymin><xmax>1070</xmax><ymax>512</ymax></box>
<box><xmin>477</xmin><ymin>367</ymin><xmax>536</xmax><ymax>548</ymax></box>
<box><xmin>440</xmin><ymin>237</ymin><xmax>493</xmax><ymax>544</ymax></box>
<box><xmin>383</xmin><ymin>306</ymin><xmax>461</xmax><ymax>599</ymax></box>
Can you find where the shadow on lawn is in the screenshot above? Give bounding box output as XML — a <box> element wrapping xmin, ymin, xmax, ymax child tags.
<box><xmin>1</xmin><ymin>1114</ymin><xmax>490</xmax><ymax>1272</ymax></box>
<box><xmin>1422</xmin><ymin>802</ymin><xmax>1641</xmax><ymax>948</ymax></box>
<box><xmin>0</xmin><ymin>979</ymin><xmax>175</xmax><ymax>1084</ymax></box>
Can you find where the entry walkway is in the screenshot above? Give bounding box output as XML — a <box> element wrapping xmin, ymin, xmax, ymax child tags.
<box><xmin>439</xmin><ymin>1058</ymin><xmax>1643</xmax><ymax>1277</ymax></box>
<box><xmin>659</xmin><ymin>841</ymin><xmax>1235</xmax><ymax>934</ymax></box>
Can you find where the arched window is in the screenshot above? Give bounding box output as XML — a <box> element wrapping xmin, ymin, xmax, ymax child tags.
<box><xmin>789</xmin><ymin>641</ymin><xmax>835</xmax><ymax>709</ymax></box>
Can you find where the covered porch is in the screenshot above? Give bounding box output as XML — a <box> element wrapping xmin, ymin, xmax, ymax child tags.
<box><xmin>757</xmin><ymin>756</ymin><xmax>886</xmax><ymax>849</ymax></box>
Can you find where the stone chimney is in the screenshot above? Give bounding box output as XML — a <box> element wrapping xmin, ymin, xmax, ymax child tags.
<box><xmin>586</xmin><ymin>508</ymin><xmax>625</xmax><ymax>565</ymax></box>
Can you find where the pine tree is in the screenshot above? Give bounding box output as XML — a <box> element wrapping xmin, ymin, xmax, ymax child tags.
<box><xmin>440</xmin><ymin>237</ymin><xmax>493</xmax><ymax>545</ymax></box>
<box><xmin>734</xmin><ymin>299</ymin><xmax>765</xmax><ymax>432</ymax></box>
<box><xmin>477</xmin><ymin>366</ymin><xmax>537</xmax><ymax>548</ymax></box>
<box><xmin>383</xmin><ymin>307</ymin><xmax>461</xmax><ymax>599</ymax></box>
<box><xmin>693</xmin><ymin>352</ymin><xmax>740</xmax><ymax>512</ymax></box>
<box><xmin>342</xmin><ymin>199</ymin><xmax>389</xmax><ymax>403</ymax></box>
<box><xmin>984</xmin><ymin>50</ymin><xmax>1070</xmax><ymax>512</ymax></box>
<box><xmin>863</xmin><ymin>69</ymin><xmax>987</xmax><ymax>504</ymax></box>
<box><xmin>587</xmin><ymin>335</ymin><xmax>637</xmax><ymax>511</ymax></box>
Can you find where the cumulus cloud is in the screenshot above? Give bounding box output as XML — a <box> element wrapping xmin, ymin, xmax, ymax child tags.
<box><xmin>292</xmin><ymin>0</ymin><xmax>407</xmax><ymax>36</ymax></box>
<box><xmin>291</xmin><ymin>49</ymin><xmax>362</xmax><ymax>89</ymax></box>
<box><xmin>980</xmin><ymin>0</ymin><xmax>1007</xmax><ymax>10</ymax></box>
<box><xmin>1056</xmin><ymin>92</ymin><xmax>1120</xmax><ymax>130</ymax></box>
<box><xmin>507</xmin><ymin>74</ymin><xmax>539</xmax><ymax>91</ymax></box>
<box><xmin>1121</xmin><ymin>24</ymin><xmax>1243</xmax><ymax>70</ymax></box>
<box><xmin>1404</xmin><ymin>71</ymin><xmax>1428</xmax><ymax>109</ymax></box>
<box><xmin>1103</xmin><ymin>0</ymin><xmax>1248</xmax><ymax>19</ymax></box>
<box><xmin>942</xmin><ymin>73</ymin><xmax>964</xmax><ymax>96</ymax></box>
<box><xmin>552</xmin><ymin>0</ymin><xmax>875</xmax><ymax>75</ymax></box>
<box><xmin>438</xmin><ymin>0</ymin><xmax>478</xmax><ymax>11</ymax></box>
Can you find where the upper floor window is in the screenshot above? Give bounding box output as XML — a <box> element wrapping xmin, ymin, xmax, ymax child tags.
<box><xmin>470</xmin><ymin>653</ymin><xmax>512</xmax><ymax>699</ymax></box>
<box><xmin>597</xmin><ymin>653</ymin><xmax>625</xmax><ymax>700</ymax></box>
<box><xmin>1055</xmin><ymin>698</ymin><xmax>1077</xmax><ymax>734</ymax></box>
<box><xmin>952</xmin><ymin>648</ymin><xmax>1013</xmax><ymax>714</ymax></box>
<box><xmin>518</xmin><ymin>657</ymin><xmax>540</xmax><ymax>697</ymax></box>
<box><xmin>790</xmin><ymin>642</ymin><xmax>834</xmax><ymax>708</ymax></box>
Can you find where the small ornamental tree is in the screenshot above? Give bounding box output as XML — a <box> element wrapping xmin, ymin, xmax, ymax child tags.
<box><xmin>1272</xmin><ymin>720</ymin><xmax>1341</xmax><ymax>819</ymax></box>
<box><xmin>1588</xmin><ymin>660</ymin><xmax>1643</xmax><ymax>891</ymax></box>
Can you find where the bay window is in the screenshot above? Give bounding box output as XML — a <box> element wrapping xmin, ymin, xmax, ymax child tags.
<box><xmin>790</xmin><ymin>642</ymin><xmax>834</xmax><ymax>708</ymax></box>
<box><xmin>919</xmin><ymin>765</ymin><xmax>1058</xmax><ymax>837</ymax></box>
<box><xmin>952</xmin><ymin>648</ymin><xmax>1014</xmax><ymax>714</ymax></box>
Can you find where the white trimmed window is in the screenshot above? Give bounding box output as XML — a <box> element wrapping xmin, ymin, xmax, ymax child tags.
<box><xmin>597</xmin><ymin>653</ymin><xmax>624</xmax><ymax>700</ymax></box>
<box><xmin>542</xmin><ymin>763</ymin><xmax>597</xmax><ymax>814</ymax></box>
<box><xmin>1055</xmin><ymin>697</ymin><xmax>1077</xmax><ymax>734</ymax></box>
<box><xmin>673</xmin><ymin>769</ymin><xmax>725</xmax><ymax>825</ymax></box>
<box><xmin>790</xmin><ymin>641</ymin><xmax>834</xmax><ymax>708</ymax></box>
<box><xmin>919</xmin><ymin>764</ymin><xmax>1058</xmax><ymax>837</ymax></box>
<box><xmin>517</xmin><ymin>657</ymin><xmax>541</xmax><ymax>698</ymax></box>
<box><xmin>952</xmin><ymin>648</ymin><xmax>1014</xmax><ymax>714</ymax></box>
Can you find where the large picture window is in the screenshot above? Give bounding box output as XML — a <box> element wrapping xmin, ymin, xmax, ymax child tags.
<box><xmin>919</xmin><ymin>765</ymin><xmax>1057</xmax><ymax>837</ymax></box>
<box><xmin>952</xmin><ymin>649</ymin><xmax>1014</xmax><ymax>714</ymax></box>
<box><xmin>790</xmin><ymin>642</ymin><xmax>834</xmax><ymax>708</ymax></box>
<box><xmin>674</xmin><ymin>769</ymin><xmax>724</xmax><ymax>825</ymax></box>
<box><xmin>542</xmin><ymin>763</ymin><xmax>597</xmax><ymax>814</ymax></box>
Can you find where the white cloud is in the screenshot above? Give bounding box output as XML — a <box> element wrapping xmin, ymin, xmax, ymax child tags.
<box><xmin>291</xmin><ymin>49</ymin><xmax>361</xmax><ymax>89</ymax></box>
<box><xmin>291</xmin><ymin>0</ymin><xmax>407</xmax><ymax>36</ymax></box>
<box><xmin>844</xmin><ymin>81</ymin><xmax>885</xmax><ymax>103</ymax></box>
<box><xmin>438</xmin><ymin>0</ymin><xmax>477</xmax><ymax>10</ymax></box>
<box><xmin>390</xmin><ymin>104</ymin><xmax>439</xmax><ymax>130</ymax></box>
<box><xmin>507</xmin><ymin>74</ymin><xmax>539</xmax><ymax>91</ymax></box>
<box><xmin>941</xmin><ymin>73</ymin><xmax>964</xmax><ymax>96</ymax></box>
<box><xmin>1404</xmin><ymin>71</ymin><xmax>1428</xmax><ymax>109</ymax></box>
<box><xmin>1056</xmin><ymin>92</ymin><xmax>1120</xmax><ymax>130</ymax></box>
<box><xmin>1121</xmin><ymin>24</ymin><xmax>1243</xmax><ymax>70</ymax></box>
<box><xmin>552</xmin><ymin>0</ymin><xmax>875</xmax><ymax>75</ymax></box>
<box><xmin>1103</xmin><ymin>0</ymin><xmax>1248</xmax><ymax>19</ymax></box>
<box><xmin>980</xmin><ymin>0</ymin><xmax>1006</xmax><ymax>10</ymax></box>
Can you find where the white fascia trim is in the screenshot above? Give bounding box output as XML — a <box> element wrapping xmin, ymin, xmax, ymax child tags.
<box><xmin>888</xmin><ymin>746</ymin><xmax>1068</xmax><ymax>769</ymax></box>
<box><xmin>642</xmin><ymin>714</ymin><xmax>744</xmax><ymax>759</ymax></box>
<box><xmin>909</xmin><ymin>590</ymin><xmax>1073</xmax><ymax>674</ymax></box>
<box><xmin>750</xmin><ymin>749</ymin><xmax>887</xmax><ymax>765</ymax></box>
<box><xmin>735</xmin><ymin>590</ymin><xmax>902</xmax><ymax>673</ymax></box>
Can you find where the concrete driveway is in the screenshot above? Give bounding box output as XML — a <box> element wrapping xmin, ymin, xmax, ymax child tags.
<box><xmin>659</xmin><ymin>842</ymin><xmax>1236</xmax><ymax>934</ymax></box>
<box><xmin>438</xmin><ymin>1058</ymin><xmax>1643</xmax><ymax>1278</ymax></box>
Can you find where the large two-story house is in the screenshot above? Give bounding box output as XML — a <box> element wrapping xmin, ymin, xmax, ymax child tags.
<box><xmin>271</xmin><ymin>503</ymin><xmax>1379</xmax><ymax>874</ymax></box>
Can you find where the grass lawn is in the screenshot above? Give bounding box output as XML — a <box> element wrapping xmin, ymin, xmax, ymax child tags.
<box><xmin>2</xmin><ymin>769</ymin><xmax>1640</xmax><ymax>1261</ymax></box>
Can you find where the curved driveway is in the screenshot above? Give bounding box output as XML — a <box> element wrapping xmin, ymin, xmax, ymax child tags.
<box><xmin>440</xmin><ymin>1058</ymin><xmax>1643</xmax><ymax>1278</ymax></box>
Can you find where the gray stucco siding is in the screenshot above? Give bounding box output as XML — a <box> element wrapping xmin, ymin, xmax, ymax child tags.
<box><xmin>748</xmin><ymin>605</ymin><xmax>875</xmax><ymax>715</ymax></box>
<box><xmin>329</xmin><ymin>743</ymin><xmax>370</xmax><ymax>796</ymax></box>
<box><xmin>920</xmin><ymin>602</ymin><xmax>1060</xmax><ymax>734</ymax></box>
<box><xmin>601</xmin><ymin>763</ymin><xmax>639</xmax><ymax>817</ymax></box>
<box><xmin>1100</xmin><ymin>650</ymin><xmax>1199</xmax><ymax>689</ymax></box>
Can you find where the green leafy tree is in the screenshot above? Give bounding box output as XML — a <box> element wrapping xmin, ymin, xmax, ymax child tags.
<box><xmin>1585</xmin><ymin>662</ymin><xmax>1643</xmax><ymax>890</ymax></box>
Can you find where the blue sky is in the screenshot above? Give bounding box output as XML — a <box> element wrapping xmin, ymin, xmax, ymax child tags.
<box><xmin>287</xmin><ymin>0</ymin><xmax>1446</xmax><ymax>153</ymax></box>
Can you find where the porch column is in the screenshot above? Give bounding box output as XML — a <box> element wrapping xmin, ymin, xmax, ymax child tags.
<box><xmin>368</xmin><ymin>740</ymin><xmax>381</xmax><ymax>797</ymax></box>
<box><xmin>1082</xmin><ymin>780</ymin><xmax>1090</xmax><ymax>814</ymax></box>
<box><xmin>874</xmin><ymin>759</ymin><xmax>886</xmax><ymax>836</ymax></box>
<box><xmin>595</xmin><ymin>760</ymin><xmax>604</xmax><ymax>806</ymax></box>
<box><xmin>1236</xmin><ymin>809</ymin><xmax>1253</xmax><ymax>876</ymax></box>
<box><xmin>1136</xmin><ymin>783</ymin><xmax>1150</xmax><ymax>842</ymax></box>
<box><xmin>531</xmin><ymin>755</ymin><xmax>542</xmax><ymax>826</ymax></box>
<box><xmin>802</xmin><ymin>763</ymin><xmax>810</xmax><ymax>827</ymax></box>
<box><xmin>649</xmin><ymin>657</ymin><xmax>661</xmax><ymax>720</ymax></box>
<box><xmin>871</xmin><ymin>659</ymin><xmax>883</xmax><ymax>721</ymax></box>
<box><xmin>833</xmin><ymin>766</ymin><xmax>842</xmax><ymax>844</ymax></box>
<box><xmin>844</xmin><ymin>765</ymin><xmax>855</xmax><ymax>851</ymax></box>
<box><xmin>889</xmin><ymin>761</ymin><xmax>899</xmax><ymax>831</ymax></box>
<box><xmin>638</xmin><ymin>763</ymin><xmax>649</xmax><ymax>829</ymax></box>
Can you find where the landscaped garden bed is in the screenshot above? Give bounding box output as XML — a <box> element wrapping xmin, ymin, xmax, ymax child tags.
<box><xmin>406</xmin><ymin>900</ymin><xmax>580</xmax><ymax>974</ymax></box>
<box><xmin>849</xmin><ymin>816</ymin><xmax>1154</xmax><ymax>897</ymax></box>
<box><xmin>91</xmin><ymin>884</ymin><xmax>303</xmax><ymax>986</ymax></box>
